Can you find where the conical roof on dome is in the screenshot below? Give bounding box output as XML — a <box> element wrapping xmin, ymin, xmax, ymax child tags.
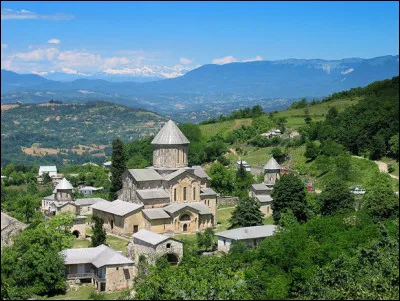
<box><xmin>54</xmin><ymin>178</ymin><xmax>74</xmax><ymax>191</ymax></box>
<box><xmin>151</xmin><ymin>120</ymin><xmax>190</xmax><ymax>145</ymax></box>
<box><xmin>264</xmin><ymin>157</ymin><xmax>281</xmax><ymax>170</ymax></box>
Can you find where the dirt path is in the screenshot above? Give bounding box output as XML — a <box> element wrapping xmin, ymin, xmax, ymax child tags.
<box><xmin>351</xmin><ymin>155</ymin><xmax>399</xmax><ymax>179</ymax></box>
<box><xmin>230</xmin><ymin>148</ymin><xmax>237</xmax><ymax>156</ymax></box>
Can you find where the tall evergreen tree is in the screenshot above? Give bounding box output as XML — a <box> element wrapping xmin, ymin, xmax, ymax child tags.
<box><xmin>271</xmin><ymin>173</ymin><xmax>307</xmax><ymax>225</ymax></box>
<box><xmin>91</xmin><ymin>216</ymin><xmax>107</xmax><ymax>247</ymax></box>
<box><xmin>229</xmin><ymin>196</ymin><xmax>264</xmax><ymax>228</ymax></box>
<box><xmin>109</xmin><ymin>137</ymin><xmax>126</xmax><ymax>200</ymax></box>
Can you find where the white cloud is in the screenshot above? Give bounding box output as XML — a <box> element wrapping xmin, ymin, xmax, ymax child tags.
<box><xmin>31</xmin><ymin>70</ymin><xmax>48</xmax><ymax>76</ymax></box>
<box><xmin>180</xmin><ymin>57</ymin><xmax>193</xmax><ymax>65</ymax></box>
<box><xmin>61</xmin><ymin>67</ymin><xmax>88</xmax><ymax>76</ymax></box>
<box><xmin>212</xmin><ymin>56</ymin><xmax>237</xmax><ymax>65</ymax></box>
<box><xmin>102</xmin><ymin>57</ymin><xmax>130</xmax><ymax>68</ymax></box>
<box><xmin>47</xmin><ymin>39</ymin><xmax>61</xmax><ymax>44</ymax></box>
<box><xmin>14</xmin><ymin>47</ymin><xmax>59</xmax><ymax>61</ymax></box>
<box><xmin>1</xmin><ymin>44</ymin><xmax>8</xmax><ymax>49</ymax></box>
<box><xmin>1</xmin><ymin>8</ymin><xmax>74</xmax><ymax>20</ymax></box>
<box><xmin>341</xmin><ymin>68</ymin><xmax>354</xmax><ymax>75</ymax></box>
<box><xmin>243</xmin><ymin>55</ymin><xmax>263</xmax><ymax>62</ymax></box>
<box><xmin>57</xmin><ymin>51</ymin><xmax>102</xmax><ymax>68</ymax></box>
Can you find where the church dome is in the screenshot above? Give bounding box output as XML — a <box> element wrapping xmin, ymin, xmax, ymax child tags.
<box><xmin>151</xmin><ymin>120</ymin><xmax>190</xmax><ymax>145</ymax></box>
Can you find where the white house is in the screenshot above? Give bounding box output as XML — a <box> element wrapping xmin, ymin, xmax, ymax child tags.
<box><xmin>79</xmin><ymin>186</ymin><xmax>104</xmax><ymax>196</ymax></box>
<box><xmin>38</xmin><ymin>166</ymin><xmax>57</xmax><ymax>178</ymax></box>
<box><xmin>215</xmin><ymin>225</ymin><xmax>278</xmax><ymax>253</ymax></box>
<box><xmin>103</xmin><ymin>161</ymin><xmax>112</xmax><ymax>168</ymax></box>
<box><xmin>236</xmin><ymin>161</ymin><xmax>251</xmax><ymax>172</ymax></box>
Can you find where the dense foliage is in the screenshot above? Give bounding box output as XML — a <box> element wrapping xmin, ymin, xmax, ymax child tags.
<box><xmin>91</xmin><ymin>216</ymin><xmax>107</xmax><ymax>247</ymax></box>
<box><xmin>110</xmin><ymin>138</ymin><xmax>126</xmax><ymax>200</ymax></box>
<box><xmin>199</xmin><ymin>105</ymin><xmax>264</xmax><ymax>124</ymax></box>
<box><xmin>229</xmin><ymin>196</ymin><xmax>264</xmax><ymax>228</ymax></box>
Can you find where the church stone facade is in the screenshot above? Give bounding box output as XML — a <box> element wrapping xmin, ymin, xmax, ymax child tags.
<box><xmin>115</xmin><ymin>120</ymin><xmax>218</xmax><ymax>235</ymax></box>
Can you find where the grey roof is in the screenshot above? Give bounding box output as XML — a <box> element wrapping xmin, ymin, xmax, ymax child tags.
<box><xmin>82</xmin><ymin>162</ymin><xmax>99</xmax><ymax>167</ymax></box>
<box><xmin>61</xmin><ymin>244</ymin><xmax>134</xmax><ymax>268</ymax></box>
<box><xmin>192</xmin><ymin>166</ymin><xmax>211</xmax><ymax>180</ymax></box>
<box><xmin>39</xmin><ymin>166</ymin><xmax>57</xmax><ymax>172</ymax></box>
<box><xmin>91</xmin><ymin>199</ymin><xmax>143</xmax><ymax>216</ymax></box>
<box><xmin>163</xmin><ymin>202</ymin><xmax>212</xmax><ymax>215</ymax></box>
<box><xmin>43</xmin><ymin>194</ymin><xmax>55</xmax><ymax>200</ymax></box>
<box><xmin>142</xmin><ymin>208</ymin><xmax>171</xmax><ymax>220</ymax></box>
<box><xmin>128</xmin><ymin>169</ymin><xmax>163</xmax><ymax>181</ymax></box>
<box><xmin>1</xmin><ymin>212</ymin><xmax>26</xmax><ymax>231</ymax></box>
<box><xmin>78</xmin><ymin>186</ymin><xmax>103</xmax><ymax>191</ymax></box>
<box><xmin>54</xmin><ymin>178</ymin><xmax>74</xmax><ymax>191</ymax></box>
<box><xmin>133</xmin><ymin>229</ymin><xmax>174</xmax><ymax>246</ymax></box>
<box><xmin>264</xmin><ymin>157</ymin><xmax>281</xmax><ymax>170</ymax></box>
<box><xmin>251</xmin><ymin>183</ymin><xmax>273</xmax><ymax>191</ymax></box>
<box><xmin>236</xmin><ymin>161</ymin><xmax>250</xmax><ymax>166</ymax></box>
<box><xmin>54</xmin><ymin>201</ymin><xmax>76</xmax><ymax>208</ymax></box>
<box><xmin>75</xmin><ymin>198</ymin><xmax>108</xmax><ymax>206</ymax></box>
<box><xmin>200</xmin><ymin>187</ymin><xmax>218</xmax><ymax>196</ymax></box>
<box><xmin>215</xmin><ymin>225</ymin><xmax>278</xmax><ymax>240</ymax></box>
<box><xmin>136</xmin><ymin>189</ymin><xmax>169</xmax><ymax>200</ymax></box>
<box><xmin>151</xmin><ymin>120</ymin><xmax>190</xmax><ymax>145</ymax></box>
<box><xmin>163</xmin><ymin>168</ymin><xmax>188</xmax><ymax>181</ymax></box>
<box><xmin>255</xmin><ymin>195</ymin><xmax>273</xmax><ymax>203</ymax></box>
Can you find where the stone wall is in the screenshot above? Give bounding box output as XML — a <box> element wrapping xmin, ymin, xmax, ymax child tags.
<box><xmin>93</xmin><ymin>209</ymin><xmax>144</xmax><ymax>235</ymax></box>
<box><xmin>217</xmin><ymin>197</ymin><xmax>238</xmax><ymax>208</ymax></box>
<box><xmin>105</xmin><ymin>264</ymin><xmax>135</xmax><ymax>291</ymax></box>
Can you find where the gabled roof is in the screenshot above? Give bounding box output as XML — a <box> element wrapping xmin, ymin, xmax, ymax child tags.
<box><xmin>43</xmin><ymin>194</ymin><xmax>55</xmax><ymax>201</ymax></box>
<box><xmin>75</xmin><ymin>198</ymin><xmax>108</xmax><ymax>206</ymax></box>
<box><xmin>128</xmin><ymin>169</ymin><xmax>163</xmax><ymax>182</ymax></box>
<box><xmin>54</xmin><ymin>178</ymin><xmax>74</xmax><ymax>191</ymax></box>
<box><xmin>136</xmin><ymin>189</ymin><xmax>169</xmax><ymax>200</ymax></box>
<box><xmin>264</xmin><ymin>157</ymin><xmax>281</xmax><ymax>170</ymax></box>
<box><xmin>215</xmin><ymin>225</ymin><xmax>278</xmax><ymax>240</ymax></box>
<box><xmin>132</xmin><ymin>229</ymin><xmax>175</xmax><ymax>246</ymax></box>
<box><xmin>192</xmin><ymin>166</ymin><xmax>211</xmax><ymax>180</ymax></box>
<box><xmin>163</xmin><ymin>202</ymin><xmax>212</xmax><ymax>215</ymax></box>
<box><xmin>251</xmin><ymin>183</ymin><xmax>273</xmax><ymax>191</ymax></box>
<box><xmin>151</xmin><ymin>120</ymin><xmax>190</xmax><ymax>145</ymax></box>
<box><xmin>142</xmin><ymin>208</ymin><xmax>171</xmax><ymax>220</ymax></box>
<box><xmin>78</xmin><ymin>186</ymin><xmax>103</xmax><ymax>191</ymax></box>
<box><xmin>200</xmin><ymin>187</ymin><xmax>218</xmax><ymax>196</ymax></box>
<box><xmin>163</xmin><ymin>168</ymin><xmax>189</xmax><ymax>181</ymax></box>
<box><xmin>91</xmin><ymin>199</ymin><xmax>143</xmax><ymax>216</ymax></box>
<box><xmin>39</xmin><ymin>166</ymin><xmax>57</xmax><ymax>172</ymax></box>
<box><xmin>1</xmin><ymin>212</ymin><xmax>26</xmax><ymax>231</ymax></box>
<box><xmin>61</xmin><ymin>244</ymin><xmax>134</xmax><ymax>268</ymax></box>
<box><xmin>255</xmin><ymin>195</ymin><xmax>273</xmax><ymax>203</ymax></box>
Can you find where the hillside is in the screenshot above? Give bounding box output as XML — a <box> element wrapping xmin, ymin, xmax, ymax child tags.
<box><xmin>1</xmin><ymin>101</ymin><xmax>167</xmax><ymax>166</ymax></box>
<box><xmin>1</xmin><ymin>55</ymin><xmax>398</xmax><ymax>121</ymax></box>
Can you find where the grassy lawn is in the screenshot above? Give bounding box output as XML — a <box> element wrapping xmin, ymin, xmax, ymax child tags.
<box><xmin>72</xmin><ymin>239</ymin><xmax>91</xmax><ymax>249</ymax></box>
<box><xmin>48</xmin><ymin>285</ymin><xmax>130</xmax><ymax>300</ymax></box>
<box><xmin>216</xmin><ymin>207</ymin><xmax>235</xmax><ymax>231</ymax></box>
<box><xmin>106</xmin><ymin>235</ymin><xmax>129</xmax><ymax>255</ymax></box>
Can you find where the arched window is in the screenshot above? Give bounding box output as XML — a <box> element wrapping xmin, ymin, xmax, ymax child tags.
<box><xmin>183</xmin><ymin>224</ymin><xmax>188</xmax><ymax>232</ymax></box>
<box><xmin>193</xmin><ymin>187</ymin><xmax>196</xmax><ymax>200</ymax></box>
<box><xmin>174</xmin><ymin>188</ymin><xmax>177</xmax><ymax>202</ymax></box>
<box><xmin>180</xmin><ymin>214</ymin><xmax>190</xmax><ymax>221</ymax></box>
<box><xmin>183</xmin><ymin>187</ymin><xmax>187</xmax><ymax>201</ymax></box>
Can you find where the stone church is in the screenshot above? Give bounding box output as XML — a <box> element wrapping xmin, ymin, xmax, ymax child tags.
<box><xmin>101</xmin><ymin>120</ymin><xmax>218</xmax><ymax>235</ymax></box>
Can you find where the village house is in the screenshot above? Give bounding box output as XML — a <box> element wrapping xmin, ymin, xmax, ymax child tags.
<box><xmin>78</xmin><ymin>186</ymin><xmax>104</xmax><ymax>196</ymax></box>
<box><xmin>93</xmin><ymin>120</ymin><xmax>218</xmax><ymax>235</ymax></box>
<box><xmin>260</xmin><ymin>128</ymin><xmax>282</xmax><ymax>138</ymax></box>
<box><xmin>75</xmin><ymin>198</ymin><xmax>108</xmax><ymax>215</ymax></box>
<box><xmin>264</xmin><ymin>157</ymin><xmax>281</xmax><ymax>186</ymax></box>
<box><xmin>61</xmin><ymin>244</ymin><xmax>135</xmax><ymax>292</ymax></box>
<box><xmin>129</xmin><ymin>229</ymin><xmax>183</xmax><ymax>265</ymax></box>
<box><xmin>215</xmin><ymin>225</ymin><xmax>278</xmax><ymax>253</ymax></box>
<box><xmin>236</xmin><ymin>160</ymin><xmax>252</xmax><ymax>172</ymax></box>
<box><xmin>1</xmin><ymin>212</ymin><xmax>27</xmax><ymax>248</ymax></box>
<box><xmin>249</xmin><ymin>183</ymin><xmax>274</xmax><ymax>217</ymax></box>
<box><xmin>38</xmin><ymin>165</ymin><xmax>58</xmax><ymax>178</ymax></box>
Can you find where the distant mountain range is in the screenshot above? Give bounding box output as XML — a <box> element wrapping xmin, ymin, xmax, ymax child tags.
<box><xmin>1</xmin><ymin>55</ymin><xmax>398</xmax><ymax>117</ymax></box>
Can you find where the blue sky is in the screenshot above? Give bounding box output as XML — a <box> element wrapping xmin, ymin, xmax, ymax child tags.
<box><xmin>1</xmin><ymin>1</ymin><xmax>398</xmax><ymax>77</ymax></box>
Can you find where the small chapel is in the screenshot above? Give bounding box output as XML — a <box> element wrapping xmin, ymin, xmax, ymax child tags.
<box><xmin>92</xmin><ymin>120</ymin><xmax>218</xmax><ymax>235</ymax></box>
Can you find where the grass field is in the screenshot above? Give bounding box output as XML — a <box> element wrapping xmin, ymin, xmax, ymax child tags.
<box><xmin>72</xmin><ymin>239</ymin><xmax>91</xmax><ymax>249</ymax></box>
<box><xmin>199</xmin><ymin>118</ymin><xmax>253</xmax><ymax>139</ymax></box>
<box><xmin>106</xmin><ymin>235</ymin><xmax>129</xmax><ymax>255</ymax></box>
<box><xmin>47</xmin><ymin>284</ymin><xmax>130</xmax><ymax>300</ymax></box>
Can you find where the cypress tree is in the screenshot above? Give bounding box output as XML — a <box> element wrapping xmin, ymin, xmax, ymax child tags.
<box><xmin>229</xmin><ymin>196</ymin><xmax>264</xmax><ymax>228</ymax></box>
<box><xmin>109</xmin><ymin>137</ymin><xmax>126</xmax><ymax>200</ymax></box>
<box><xmin>91</xmin><ymin>216</ymin><xmax>107</xmax><ymax>247</ymax></box>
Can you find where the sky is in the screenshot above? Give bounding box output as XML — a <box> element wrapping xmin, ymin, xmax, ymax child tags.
<box><xmin>1</xmin><ymin>1</ymin><xmax>399</xmax><ymax>78</ymax></box>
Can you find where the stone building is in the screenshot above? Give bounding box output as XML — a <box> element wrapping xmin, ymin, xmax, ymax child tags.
<box><xmin>215</xmin><ymin>225</ymin><xmax>278</xmax><ymax>253</ymax></box>
<box><xmin>113</xmin><ymin>120</ymin><xmax>217</xmax><ymax>235</ymax></box>
<box><xmin>1</xmin><ymin>212</ymin><xmax>27</xmax><ymax>248</ymax></box>
<box><xmin>61</xmin><ymin>244</ymin><xmax>135</xmax><ymax>292</ymax></box>
<box><xmin>249</xmin><ymin>183</ymin><xmax>274</xmax><ymax>217</ymax></box>
<box><xmin>264</xmin><ymin>157</ymin><xmax>281</xmax><ymax>186</ymax></box>
<box><xmin>129</xmin><ymin>229</ymin><xmax>183</xmax><ymax>265</ymax></box>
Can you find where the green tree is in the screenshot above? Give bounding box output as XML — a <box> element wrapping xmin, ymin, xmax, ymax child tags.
<box><xmin>389</xmin><ymin>133</ymin><xmax>399</xmax><ymax>157</ymax></box>
<box><xmin>234</xmin><ymin>162</ymin><xmax>254</xmax><ymax>197</ymax></box>
<box><xmin>369</xmin><ymin>134</ymin><xmax>386</xmax><ymax>160</ymax></box>
<box><xmin>229</xmin><ymin>196</ymin><xmax>264</xmax><ymax>228</ymax></box>
<box><xmin>19</xmin><ymin>195</ymin><xmax>36</xmax><ymax>223</ymax></box>
<box><xmin>91</xmin><ymin>215</ymin><xmax>107</xmax><ymax>247</ymax></box>
<box><xmin>109</xmin><ymin>138</ymin><xmax>126</xmax><ymax>200</ymax></box>
<box><xmin>197</xmin><ymin>228</ymin><xmax>215</xmax><ymax>251</ymax></box>
<box><xmin>207</xmin><ymin>163</ymin><xmax>235</xmax><ymax>195</ymax></box>
<box><xmin>363</xmin><ymin>186</ymin><xmax>399</xmax><ymax>220</ymax></box>
<box><xmin>271</xmin><ymin>173</ymin><xmax>307</xmax><ymax>224</ymax></box>
<box><xmin>318</xmin><ymin>179</ymin><xmax>355</xmax><ymax>216</ymax></box>
<box><xmin>271</xmin><ymin>147</ymin><xmax>287</xmax><ymax>164</ymax></box>
<box><xmin>304</xmin><ymin>141</ymin><xmax>319</xmax><ymax>161</ymax></box>
<box><xmin>43</xmin><ymin>172</ymin><xmax>52</xmax><ymax>185</ymax></box>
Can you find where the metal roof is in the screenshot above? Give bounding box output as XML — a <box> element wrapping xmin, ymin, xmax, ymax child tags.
<box><xmin>136</xmin><ymin>189</ymin><xmax>169</xmax><ymax>200</ymax></box>
<box><xmin>251</xmin><ymin>183</ymin><xmax>273</xmax><ymax>191</ymax></box>
<box><xmin>264</xmin><ymin>157</ymin><xmax>281</xmax><ymax>170</ymax></box>
<box><xmin>142</xmin><ymin>208</ymin><xmax>171</xmax><ymax>220</ymax></box>
<box><xmin>75</xmin><ymin>198</ymin><xmax>108</xmax><ymax>206</ymax></box>
<box><xmin>215</xmin><ymin>225</ymin><xmax>278</xmax><ymax>240</ymax></box>
<box><xmin>39</xmin><ymin>166</ymin><xmax>57</xmax><ymax>172</ymax></box>
<box><xmin>163</xmin><ymin>202</ymin><xmax>212</xmax><ymax>215</ymax></box>
<box><xmin>91</xmin><ymin>199</ymin><xmax>143</xmax><ymax>216</ymax></box>
<box><xmin>1</xmin><ymin>212</ymin><xmax>26</xmax><ymax>231</ymax></box>
<box><xmin>128</xmin><ymin>169</ymin><xmax>163</xmax><ymax>182</ymax></box>
<box><xmin>78</xmin><ymin>186</ymin><xmax>103</xmax><ymax>191</ymax></box>
<box><xmin>192</xmin><ymin>166</ymin><xmax>211</xmax><ymax>180</ymax></box>
<box><xmin>54</xmin><ymin>178</ymin><xmax>74</xmax><ymax>191</ymax></box>
<box><xmin>132</xmin><ymin>229</ymin><xmax>174</xmax><ymax>246</ymax></box>
<box><xmin>61</xmin><ymin>244</ymin><xmax>134</xmax><ymax>268</ymax></box>
<box><xmin>163</xmin><ymin>169</ymin><xmax>188</xmax><ymax>181</ymax></box>
<box><xmin>43</xmin><ymin>194</ymin><xmax>55</xmax><ymax>200</ymax></box>
<box><xmin>151</xmin><ymin>120</ymin><xmax>190</xmax><ymax>145</ymax></box>
<box><xmin>255</xmin><ymin>195</ymin><xmax>273</xmax><ymax>203</ymax></box>
<box><xmin>200</xmin><ymin>188</ymin><xmax>218</xmax><ymax>196</ymax></box>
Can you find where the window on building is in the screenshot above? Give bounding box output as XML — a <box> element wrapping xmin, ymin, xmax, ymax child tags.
<box><xmin>193</xmin><ymin>187</ymin><xmax>196</xmax><ymax>200</ymax></box>
<box><xmin>116</xmin><ymin>267</ymin><xmax>119</xmax><ymax>270</ymax></box>
<box><xmin>180</xmin><ymin>214</ymin><xmax>190</xmax><ymax>221</ymax></box>
<box><xmin>223</xmin><ymin>239</ymin><xmax>226</xmax><ymax>246</ymax></box>
<box><xmin>183</xmin><ymin>187</ymin><xmax>187</xmax><ymax>201</ymax></box>
<box><xmin>177</xmin><ymin>149</ymin><xmax>180</xmax><ymax>163</ymax></box>
<box><xmin>166</xmin><ymin>243</ymin><xmax>171</xmax><ymax>248</ymax></box>
<box><xmin>207</xmin><ymin>200</ymin><xmax>210</xmax><ymax>206</ymax></box>
<box><xmin>174</xmin><ymin>188</ymin><xmax>177</xmax><ymax>201</ymax></box>
<box><xmin>254</xmin><ymin>239</ymin><xmax>257</xmax><ymax>246</ymax></box>
<box><xmin>133</xmin><ymin>225</ymin><xmax>138</xmax><ymax>233</ymax></box>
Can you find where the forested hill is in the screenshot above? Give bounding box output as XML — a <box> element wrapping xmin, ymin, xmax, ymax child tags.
<box><xmin>1</xmin><ymin>101</ymin><xmax>167</xmax><ymax>166</ymax></box>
